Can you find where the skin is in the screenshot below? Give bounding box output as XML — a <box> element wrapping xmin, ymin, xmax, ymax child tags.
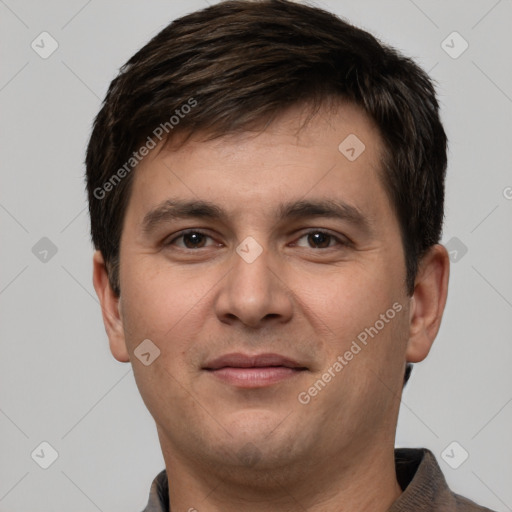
<box><xmin>93</xmin><ymin>101</ymin><xmax>449</xmax><ymax>512</ymax></box>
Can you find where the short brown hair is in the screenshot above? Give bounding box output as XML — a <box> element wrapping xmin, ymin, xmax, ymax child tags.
<box><xmin>85</xmin><ymin>0</ymin><xmax>447</xmax><ymax>297</ymax></box>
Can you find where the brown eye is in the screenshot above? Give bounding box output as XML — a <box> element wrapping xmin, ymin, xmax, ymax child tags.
<box><xmin>307</xmin><ymin>232</ymin><xmax>332</xmax><ymax>248</ymax></box>
<box><xmin>166</xmin><ymin>230</ymin><xmax>214</xmax><ymax>249</ymax></box>
<box><xmin>295</xmin><ymin>230</ymin><xmax>346</xmax><ymax>249</ymax></box>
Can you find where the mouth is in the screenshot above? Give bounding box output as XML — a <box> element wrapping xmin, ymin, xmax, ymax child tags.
<box><xmin>203</xmin><ymin>353</ymin><xmax>308</xmax><ymax>388</ymax></box>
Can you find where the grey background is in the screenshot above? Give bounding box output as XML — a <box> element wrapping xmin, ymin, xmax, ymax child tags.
<box><xmin>1</xmin><ymin>0</ymin><xmax>511</xmax><ymax>510</ymax></box>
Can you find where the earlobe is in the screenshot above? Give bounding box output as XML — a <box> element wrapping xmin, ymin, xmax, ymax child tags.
<box><xmin>92</xmin><ymin>250</ymin><xmax>130</xmax><ymax>363</ymax></box>
<box><xmin>405</xmin><ymin>244</ymin><xmax>450</xmax><ymax>363</ymax></box>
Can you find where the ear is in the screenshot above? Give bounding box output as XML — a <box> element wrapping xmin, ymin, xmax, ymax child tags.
<box><xmin>92</xmin><ymin>250</ymin><xmax>130</xmax><ymax>362</ymax></box>
<box><xmin>406</xmin><ymin>244</ymin><xmax>450</xmax><ymax>363</ymax></box>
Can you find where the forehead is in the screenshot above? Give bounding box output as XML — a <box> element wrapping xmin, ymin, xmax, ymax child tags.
<box><xmin>124</xmin><ymin>101</ymin><xmax>392</xmax><ymax>229</ymax></box>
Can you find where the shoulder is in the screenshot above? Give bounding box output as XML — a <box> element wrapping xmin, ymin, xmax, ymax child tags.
<box><xmin>453</xmin><ymin>492</ymin><xmax>496</xmax><ymax>512</ymax></box>
<box><xmin>390</xmin><ymin>448</ymin><xmax>497</xmax><ymax>512</ymax></box>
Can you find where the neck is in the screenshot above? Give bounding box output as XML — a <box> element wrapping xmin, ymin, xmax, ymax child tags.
<box><xmin>159</xmin><ymin>437</ymin><xmax>402</xmax><ymax>512</ymax></box>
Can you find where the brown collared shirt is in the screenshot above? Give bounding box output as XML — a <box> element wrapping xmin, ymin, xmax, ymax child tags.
<box><xmin>141</xmin><ymin>448</ymin><xmax>496</xmax><ymax>511</ymax></box>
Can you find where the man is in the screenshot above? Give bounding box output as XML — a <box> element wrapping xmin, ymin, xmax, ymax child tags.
<box><xmin>86</xmin><ymin>1</ymin><xmax>495</xmax><ymax>510</ymax></box>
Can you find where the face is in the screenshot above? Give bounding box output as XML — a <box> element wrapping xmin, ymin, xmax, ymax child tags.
<box><xmin>101</xmin><ymin>102</ymin><xmax>429</xmax><ymax>482</ymax></box>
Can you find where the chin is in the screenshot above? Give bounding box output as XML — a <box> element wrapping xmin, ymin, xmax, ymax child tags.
<box><xmin>214</xmin><ymin>413</ymin><xmax>306</xmax><ymax>465</ymax></box>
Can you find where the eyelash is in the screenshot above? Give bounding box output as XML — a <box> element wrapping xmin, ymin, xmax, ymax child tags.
<box><xmin>165</xmin><ymin>229</ymin><xmax>350</xmax><ymax>250</ymax></box>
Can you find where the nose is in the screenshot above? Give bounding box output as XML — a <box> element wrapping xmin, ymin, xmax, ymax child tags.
<box><xmin>213</xmin><ymin>239</ymin><xmax>294</xmax><ymax>329</ymax></box>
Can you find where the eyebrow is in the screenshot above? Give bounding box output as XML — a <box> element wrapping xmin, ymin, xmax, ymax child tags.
<box><xmin>141</xmin><ymin>198</ymin><xmax>374</xmax><ymax>236</ymax></box>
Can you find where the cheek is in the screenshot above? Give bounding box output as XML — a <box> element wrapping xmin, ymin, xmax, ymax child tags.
<box><xmin>296</xmin><ymin>267</ymin><xmax>409</xmax><ymax>402</ymax></box>
<box><xmin>297</xmin><ymin>267</ymin><xmax>397</xmax><ymax>338</ymax></box>
<box><xmin>119</xmin><ymin>255</ymin><xmax>219</xmax><ymax>353</ymax></box>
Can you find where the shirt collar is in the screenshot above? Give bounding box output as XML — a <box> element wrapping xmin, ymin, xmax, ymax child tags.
<box><xmin>142</xmin><ymin>468</ymin><xmax>169</xmax><ymax>512</ymax></box>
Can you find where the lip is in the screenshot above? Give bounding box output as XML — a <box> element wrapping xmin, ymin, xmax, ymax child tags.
<box><xmin>204</xmin><ymin>353</ymin><xmax>306</xmax><ymax>370</ymax></box>
<box><xmin>203</xmin><ymin>353</ymin><xmax>308</xmax><ymax>388</ymax></box>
